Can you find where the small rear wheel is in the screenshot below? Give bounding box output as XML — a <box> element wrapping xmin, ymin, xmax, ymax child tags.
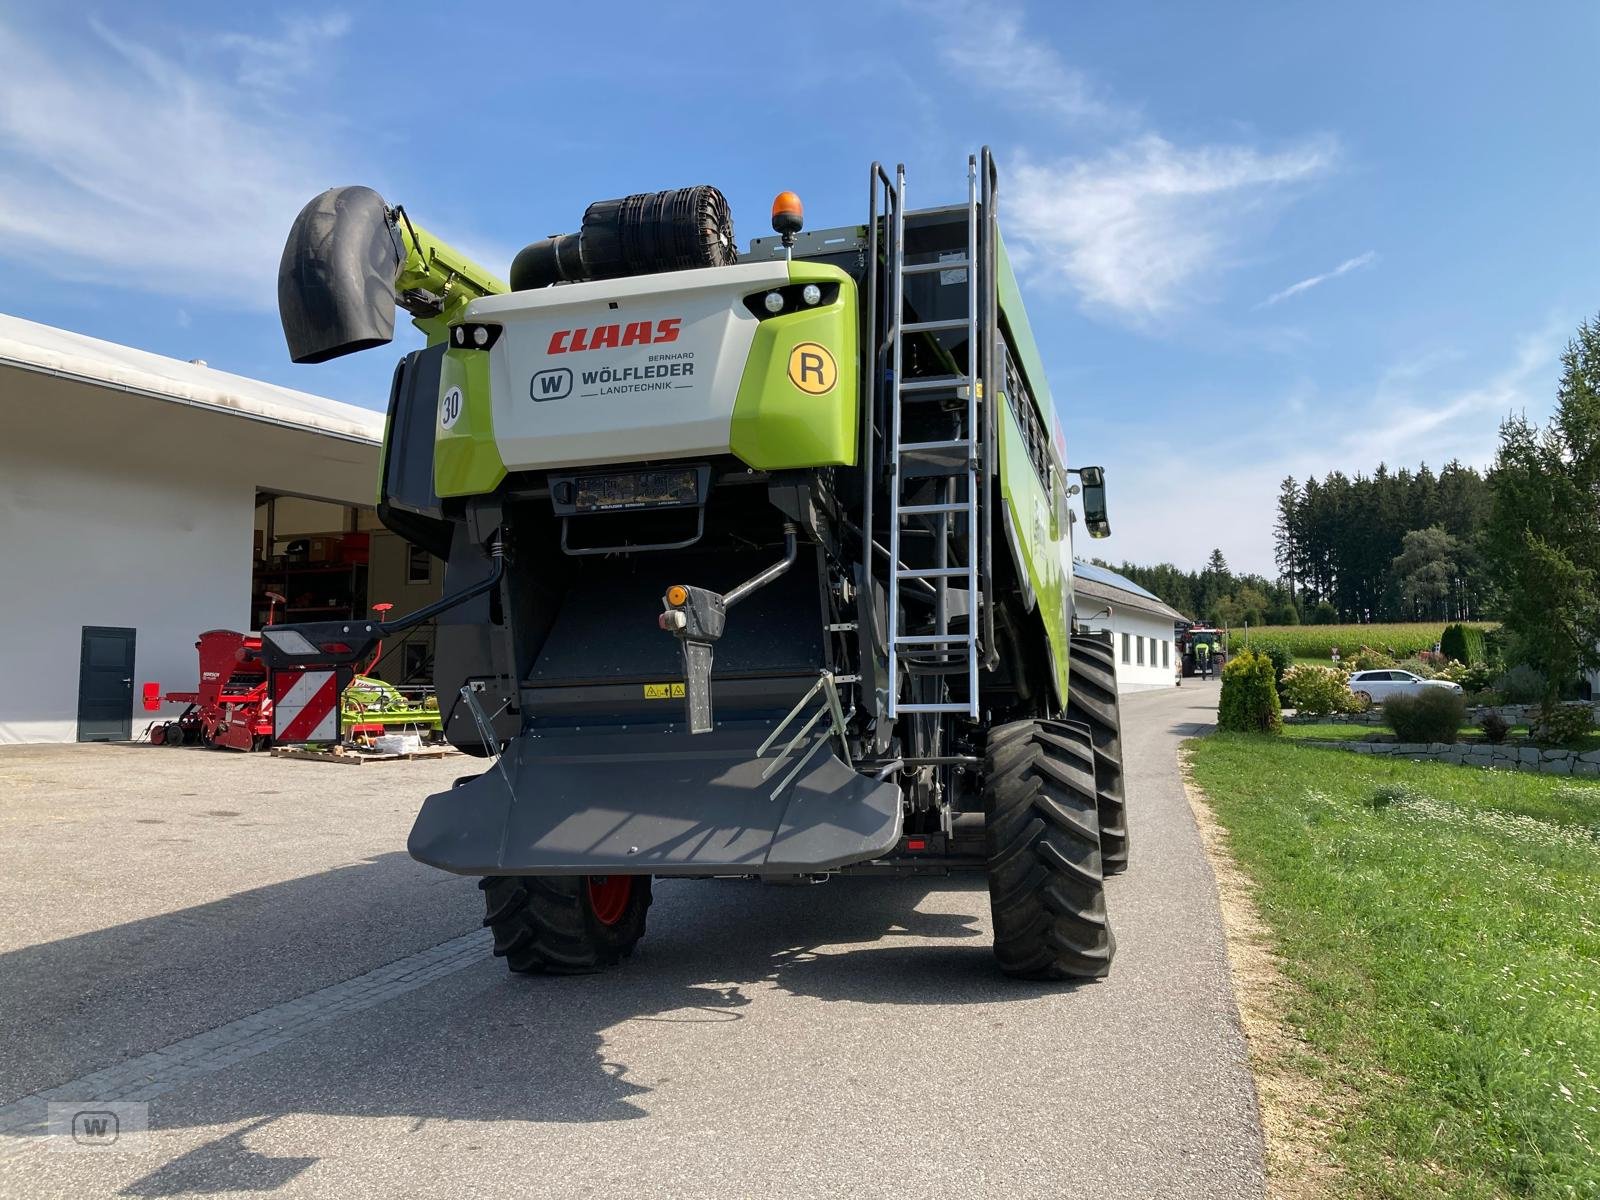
<box><xmin>480</xmin><ymin>874</ymin><xmax>653</xmax><ymax>974</ymax></box>
<box><xmin>983</xmin><ymin>719</ymin><xmax>1115</xmax><ymax>980</ymax></box>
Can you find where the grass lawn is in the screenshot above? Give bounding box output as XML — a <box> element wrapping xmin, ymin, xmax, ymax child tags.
<box><xmin>1187</xmin><ymin>735</ymin><xmax>1600</xmax><ymax>1198</ymax></box>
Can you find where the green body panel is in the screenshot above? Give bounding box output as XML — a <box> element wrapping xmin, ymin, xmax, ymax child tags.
<box><xmin>434</xmin><ymin>347</ymin><xmax>507</xmax><ymax>497</ymax></box>
<box><xmin>397</xmin><ymin>221</ymin><xmax>508</xmax><ymax>346</ymax></box>
<box><xmin>376</xmin><ymin>220</ymin><xmax>507</xmax><ymax>501</ymax></box>
<box><xmin>995</xmin><ymin>229</ymin><xmax>1057</xmax><ymax>448</ymax></box>
<box><xmin>997</xmin><ymin>394</ymin><xmax>1071</xmax><ymax>706</ymax></box>
<box><xmin>729</xmin><ymin>262</ymin><xmax>859</xmax><ymax>470</ymax></box>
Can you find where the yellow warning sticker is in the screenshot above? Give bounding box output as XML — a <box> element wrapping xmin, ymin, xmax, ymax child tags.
<box><xmin>643</xmin><ymin>683</ymin><xmax>686</xmax><ymax>700</ymax></box>
<box><xmin>787</xmin><ymin>342</ymin><xmax>837</xmax><ymax>395</ymax></box>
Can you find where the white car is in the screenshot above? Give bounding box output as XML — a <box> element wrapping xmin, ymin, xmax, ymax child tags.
<box><xmin>1347</xmin><ymin>669</ymin><xmax>1464</xmax><ymax>704</ymax></box>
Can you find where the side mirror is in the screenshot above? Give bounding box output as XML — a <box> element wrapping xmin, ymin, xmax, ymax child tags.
<box><xmin>1076</xmin><ymin>465</ymin><xmax>1110</xmax><ymax>539</ymax></box>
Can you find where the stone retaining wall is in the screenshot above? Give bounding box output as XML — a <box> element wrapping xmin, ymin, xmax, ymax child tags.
<box><xmin>1303</xmin><ymin>739</ymin><xmax>1600</xmax><ymax>775</ymax></box>
<box><xmin>1284</xmin><ymin>702</ymin><xmax>1599</xmax><ymax>727</ymax></box>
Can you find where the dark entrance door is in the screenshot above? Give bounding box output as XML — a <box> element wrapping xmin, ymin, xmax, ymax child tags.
<box><xmin>78</xmin><ymin>626</ymin><xmax>136</xmax><ymax>742</ymax></box>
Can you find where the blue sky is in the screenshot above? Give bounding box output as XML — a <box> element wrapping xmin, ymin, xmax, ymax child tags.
<box><xmin>3</xmin><ymin>2</ymin><xmax>1596</xmax><ymax>573</ymax></box>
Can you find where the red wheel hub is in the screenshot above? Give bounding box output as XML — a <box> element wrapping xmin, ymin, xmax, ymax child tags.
<box><xmin>585</xmin><ymin>875</ymin><xmax>633</xmax><ymax>926</ymax></box>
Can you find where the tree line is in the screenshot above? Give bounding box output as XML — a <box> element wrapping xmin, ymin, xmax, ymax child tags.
<box><xmin>1095</xmin><ymin>311</ymin><xmax>1600</xmax><ymax>708</ymax></box>
<box><xmin>1273</xmin><ymin>460</ymin><xmax>1494</xmax><ymax>622</ymax></box>
<box><xmin>1097</xmin><ymin>461</ymin><xmax>1497</xmax><ymax>627</ymax></box>
<box><xmin>1094</xmin><ymin>551</ymin><xmax>1300</xmax><ymax>628</ymax></box>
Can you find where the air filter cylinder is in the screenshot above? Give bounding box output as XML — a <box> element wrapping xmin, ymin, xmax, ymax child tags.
<box><xmin>510</xmin><ymin>186</ymin><xmax>735</xmax><ymax>290</ymax></box>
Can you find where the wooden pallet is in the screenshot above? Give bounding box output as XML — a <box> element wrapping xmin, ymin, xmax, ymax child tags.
<box><xmin>269</xmin><ymin>745</ymin><xmax>456</xmax><ymax>766</ymax></box>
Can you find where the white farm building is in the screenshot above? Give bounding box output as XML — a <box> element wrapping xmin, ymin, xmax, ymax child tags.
<box><xmin>0</xmin><ymin>315</ymin><xmax>440</xmax><ymax>745</ymax></box>
<box><xmin>1072</xmin><ymin>560</ymin><xmax>1189</xmax><ymax>693</ymax></box>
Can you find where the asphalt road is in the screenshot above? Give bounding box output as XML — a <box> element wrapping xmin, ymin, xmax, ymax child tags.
<box><xmin>0</xmin><ymin>681</ymin><xmax>1261</xmax><ymax>1199</ymax></box>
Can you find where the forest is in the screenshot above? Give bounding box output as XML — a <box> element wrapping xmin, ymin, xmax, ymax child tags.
<box><xmin>1100</xmin><ymin>460</ymin><xmax>1495</xmax><ymax>626</ymax></box>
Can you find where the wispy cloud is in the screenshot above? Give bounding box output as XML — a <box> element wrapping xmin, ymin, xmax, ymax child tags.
<box><xmin>0</xmin><ymin>15</ymin><xmax>352</xmax><ymax>310</ymax></box>
<box><xmin>918</xmin><ymin>2</ymin><xmax>1339</xmax><ymax>322</ymax></box>
<box><xmin>1259</xmin><ymin>250</ymin><xmax>1378</xmax><ymax>308</ymax></box>
<box><xmin>1007</xmin><ymin>135</ymin><xmax>1338</xmax><ymax>318</ymax></box>
<box><xmin>214</xmin><ymin>13</ymin><xmax>354</xmax><ymax>95</ymax></box>
<box><xmin>1103</xmin><ymin>322</ymin><xmax>1569</xmax><ymax>572</ymax></box>
<box><xmin>927</xmin><ymin>0</ymin><xmax>1128</xmax><ymax>126</ymax></box>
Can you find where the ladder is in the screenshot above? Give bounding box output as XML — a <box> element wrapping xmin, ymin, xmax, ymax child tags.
<box><xmin>886</xmin><ymin>157</ymin><xmax>983</xmax><ymax>719</ymax></box>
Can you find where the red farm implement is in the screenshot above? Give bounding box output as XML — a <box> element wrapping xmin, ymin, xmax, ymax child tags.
<box><xmin>145</xmin><ymin>597</ymin><xmax>393</xmax><ymax>751</ymax></box>
<box><xmin>146</xmin><ymin>629</ymin><xmax>277</xmax><ymax>751</ymax></box>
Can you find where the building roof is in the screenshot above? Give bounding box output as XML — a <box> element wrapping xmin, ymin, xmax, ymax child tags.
<box><xmin>0</xmin><ymin>313</ymin><xmax>384</xmax><ymax>445</ymax></box>
<box><xmin>1073</xmin><ymin>560</ymin><xmax>1190</xmax><ymax>624</ymax></box>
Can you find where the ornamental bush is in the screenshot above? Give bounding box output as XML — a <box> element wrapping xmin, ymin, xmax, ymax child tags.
<box><xmin>1252</xmin><ymin>639</ymin><xmax>1294</xmax><ymax>688</ymax></box>
<box><xmin>1217</xmin><ymin>649</ymin><xmax>1283</xmax><ymax>734</ymax></box>
<box><xmin>1279</xmin><ymin>663</ymin><xmax>1362</xmax><ymax>716</ymax></box>
<box><xmin>1383</xmin><ymin>688</ymin><xmax>1468</xmax><ymax>743</ymax></box>
<box><xmin>1477</xmin><ymin>712</ymin><xmax>1511</xmax><ymax>744</ymax></box>
<box><xmin>1529</xmin><ymin>703</ymin><xmax>1595</xmax><ymax>747</ymax></box>
<box><xmin>1496</xmin><ymin>664</ymin><xmax>1547</xmax><ymax>705</ymax></box>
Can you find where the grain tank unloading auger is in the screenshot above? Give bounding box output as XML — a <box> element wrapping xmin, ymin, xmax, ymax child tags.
<box><xmin>262</xmin><ymin>153</ymin><xmax>1130</xmax><ymax>979</ymax></box>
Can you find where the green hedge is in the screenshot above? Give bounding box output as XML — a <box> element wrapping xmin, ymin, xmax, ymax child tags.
<box><xmin>1440</xmin><ymin>622</ymin><xmax>1488</xmax><ymax>665</ymax></box>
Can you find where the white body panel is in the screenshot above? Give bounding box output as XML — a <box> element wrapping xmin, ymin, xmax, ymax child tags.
<box><xmin>466</xmin><ymin>262</ymin><xmax>790</xmax><ymax>471</ymax></box>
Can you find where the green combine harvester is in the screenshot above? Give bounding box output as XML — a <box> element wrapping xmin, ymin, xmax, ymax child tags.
<box><xmin>263</xmin><ymin>152</ymin><xmax>1126</xmax><ymax>979</ymax></box>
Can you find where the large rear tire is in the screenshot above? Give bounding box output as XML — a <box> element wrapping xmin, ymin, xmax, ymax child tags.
<box><xmin>479</xmin><ymin>874</ymin><xmax>653</xmax><ymax>974</ymax></box>
<box><xmin>1062</xmin><ymin>632</ymin><xmax>1129</xmax><ymax>874</ymax></box>
<box><xmin>983</xmin><ymin>719</ymin><xmax>1115</xmax><ymax>980</ymax></box>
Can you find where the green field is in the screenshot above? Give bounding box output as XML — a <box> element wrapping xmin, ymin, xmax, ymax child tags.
<box><xmin>1188</xmin><ymin>736</ymin><xmax>1600</xmax><ymax>1198</ymax></box>
<box><xmin>1230</xmin><ymin>621</ymin><xmax>1497</xmax><ymax>660</ymax></box>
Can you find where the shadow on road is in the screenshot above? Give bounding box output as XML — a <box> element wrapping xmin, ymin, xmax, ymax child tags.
<box><xmin>5</xmin><ymin>858</ymin><xmax>1082</xmax><ymax>1193</ymax></box>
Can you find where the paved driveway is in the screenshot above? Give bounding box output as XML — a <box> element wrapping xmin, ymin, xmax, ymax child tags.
<box><xmin>0</xmin><ymin>683</ymin><xmax>1258</xmax><ymax>1199</ymax></box>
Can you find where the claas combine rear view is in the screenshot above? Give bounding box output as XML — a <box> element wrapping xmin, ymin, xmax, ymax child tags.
<box><xmin>265</xmin><ymin>152</ymin><xmax>1128</xmax><ymax>979</ymax></box>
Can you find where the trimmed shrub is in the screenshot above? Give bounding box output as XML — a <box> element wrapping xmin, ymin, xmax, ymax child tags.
<box><xmin>1383</xmin><ymin>688</ymin><xmax>1468</xmax><ymax>744</ymax></box>
<box><xmin>1253</xmin><ymin>639</ymin><xmax>1294</xmax><ymax>688</ymax></box>
<box><xmin>1530</xmin><ymin>703</ymin><xmax>1595</xmax><ymax>747</ymax></box>
<box><xmin>1280</xmin><ymin>663</ymin><xmax>1362</xmax><ymax>716</ymax></box>
<box><xmin>1395</xmin><ymin>656</ymin><xmax>1438</xmax><ymax>679</ymax></box>
<box><xmin>1217</xmin><ymin>650</ymin><xmax>1283</xmax><ymax>734</ymax></box>
<box><xmin>1440</xmin><ymin>623</ymin><xmax>1488</xmax><ymax>666</ymax></box>
<box><xmin>1496</xmin><ymin>664</ymin><xmax>1547</xmax><ymax>706</ymax></box>
<box><xmin>1477</xmin><ymin>712</ymin><xmax>1511</xmax><ymax>744</ymax></box>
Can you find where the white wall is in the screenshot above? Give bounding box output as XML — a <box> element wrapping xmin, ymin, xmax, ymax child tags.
<box><xmin>0</xmin><ymin>367</ymin><xmax>378</xmax><ymax>744</ymax></box>
<box><xmin>1110</xmin><ymin>608</ymin><xmax>1177</xmax><ymax>693</ymax></box>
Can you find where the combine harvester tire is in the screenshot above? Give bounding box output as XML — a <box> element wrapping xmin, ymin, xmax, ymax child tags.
<box><xmin>1062</xmin><ymin>632</ymin><xmax>1130</xmax><ymax>875</ymax></box>
<box><xmin>983</xmin><ymin>720</ymin><xmax>1115</xmax><ymax>980</ymax></box>
<box><xmin>480</xmin><ymin>875</ymin><xmax>653</xmax><ymax>974</ymax></box>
